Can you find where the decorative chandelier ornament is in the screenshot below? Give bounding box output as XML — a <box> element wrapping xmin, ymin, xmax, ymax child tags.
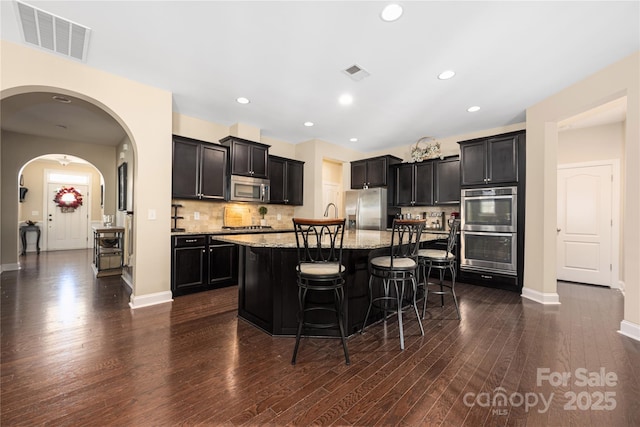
<box><xmin>53</xmin><ymin>186</ymin><xmax>83</xmax><ymax>212</ymax></box>
<box><xmin>410</xmin><ymin>136</ymin><xmax>442</xmax><ymax>162</ymax></box>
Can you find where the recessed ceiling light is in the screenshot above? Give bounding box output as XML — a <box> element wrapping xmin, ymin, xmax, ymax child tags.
<box><xmin>304</xmin><ymin>121</ymin><xmax>314</xmax><ymax>127</ymax></box>
<box><xmin>236</xmin><ymin>97</ymin><xmax>250</xmax><ymax>104</ymax></box>
<box><xmin>381</xmin><ymin>4</ymin><xmax>403</xmax><ymax>22</ymax></box>
<box><xmin>438</xmin><ymin>70</ymin><xmax>456</xmax><ymax>80</ymax></box>
<box><xmin>350</xmin><ymin>138</ymin><xmax>358</xmax><ymax>142</ymax></box>
<box><xmin>467</xmin><ymin>106</ymin><xmax>481</xmax><ymax>112</ymax></box>
<box><xmin>52</xmin><ymin>95</ymin><xmax>71</xmax><ymax>103</ymax></box>
<box><xmin>338</xmin><ymin>94</ymin><xmax>353</xmax><ymax>105</ymax></box>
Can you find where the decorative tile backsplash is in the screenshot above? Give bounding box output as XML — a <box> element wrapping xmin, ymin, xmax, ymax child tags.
<box><xmin>172</xmin><ymin>199</ymin><xmax>295</xmax><ymax>231</ymax></box>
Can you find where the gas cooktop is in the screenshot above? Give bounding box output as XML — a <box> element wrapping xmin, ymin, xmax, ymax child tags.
<box><xmin>222</xmin><ymin>225</ymin><xmax>273</xmax><ymax>230</ymax></box>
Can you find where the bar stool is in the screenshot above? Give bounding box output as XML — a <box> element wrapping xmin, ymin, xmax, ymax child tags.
<box><xmin>418</xmin><ymin>217</ymin><xmax>460</xmax><ymax>320</ymax></box>
<box><xmin>291</xmin><ymin>218</ymin><xmax>349</xmax><ymax>365</ymax></box>
<box><xmin>361</xmin><ymin>219</ymin><xmax>425</xmax><ymax>350</ymax></box>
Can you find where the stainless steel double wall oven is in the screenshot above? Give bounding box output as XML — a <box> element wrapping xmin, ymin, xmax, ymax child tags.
<box><xmin>460</xmin><ymin>186</ymin><xmax>518</xmax><ymax>276</ymax></box>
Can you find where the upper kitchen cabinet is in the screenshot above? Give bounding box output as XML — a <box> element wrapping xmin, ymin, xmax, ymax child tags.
<box><xmin>172</xmin><ymin>135</ymin><xmax>227</xmax><ymax>200</ymax></box>
<box><xmin>351</xmin><ymin>155</ymin><xmax>401</xmax><ymax>189</ymax></box>
<box><xmin>459</xmin><ymin>131</ymin><xmax>524</xmax><ymax>187</ymax></box>
<box><xmin>219</xmin><ymin>136</ymin><xmax>270</xmax><ymax>179</ymax></box>
<box><xmin>268</xmin><ymin>155</ymin><xmax>304</xmax><ymax>205</ymax></box>
<box><xmin>393</xmin><ymin>161</ymin><xmax>434</xmax><ymax>206</ymax></box>
<box><xmin>391</xmin><ymin>156</ymin><xmax>459</xmax><ymax>207</ymax></box>
<box><xmin>434</xmin><ymin>156</ymin><xmax>460</xmax><ymax>204</ymax></box>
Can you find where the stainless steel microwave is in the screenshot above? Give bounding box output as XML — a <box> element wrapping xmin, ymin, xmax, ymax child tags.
<box><xmin>229</xmin><ymin>175</ymin><xmax>270</xmax><ymax>203</ymax></box>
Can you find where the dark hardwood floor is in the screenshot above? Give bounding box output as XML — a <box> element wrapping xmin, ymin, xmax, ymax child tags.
<box><xmin>2</xmin><ymin>249</ymin><xmax>639</xmax><ymax>426</ymax></box>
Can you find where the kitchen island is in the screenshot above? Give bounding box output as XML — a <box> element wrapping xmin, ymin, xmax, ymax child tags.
<box><xmin>215</xmin><ymin>230</ymin><xmax>443</xmax><ymax>337</ymax></box>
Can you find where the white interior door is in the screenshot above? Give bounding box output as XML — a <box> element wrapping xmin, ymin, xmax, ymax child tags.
<box><xmin>557</xmin><ymin>164</ymin><xmax>612</xmax><ymax>286</ymax></box>
<box><xmin>47</xmin><ymin>183</ymin><xmax>89</xmax><ymax>250</ymax></box>
<box><xmin>322</xmin><ymin>182</ymin><xmax>341</xmax><ymax>216</ymax></box>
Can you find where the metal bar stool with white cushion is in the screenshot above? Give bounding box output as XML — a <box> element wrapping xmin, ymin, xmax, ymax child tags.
<box><xmin>418</xmin><ymin>217</ymin><xmax>460</xmax><ymax>320</ymax></box>
<box><xmin>361</xmin><ymin>219</ymin><xmax>425</xmax><ymax>350</ymax></box>
<box><xmin>291</xmin><ymin>218</ymin><xmax>349</xmax><ymax>365</ymax></box>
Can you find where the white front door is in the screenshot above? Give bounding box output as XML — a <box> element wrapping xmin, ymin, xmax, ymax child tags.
<box><xmin>557</xmin><ymin>164</ymin><xmax>612</xmax><ymax>286</ymax></box>
<box><xmin>47</xmin><ymin>183</ymin><xmax>89</xmax><ymax>250</ymax></box>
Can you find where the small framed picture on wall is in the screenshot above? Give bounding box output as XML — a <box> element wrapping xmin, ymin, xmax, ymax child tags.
<box><xmin>118</xmin><ymin>162</ymin><xmax>127</xmax><ymax>211</ymax></box>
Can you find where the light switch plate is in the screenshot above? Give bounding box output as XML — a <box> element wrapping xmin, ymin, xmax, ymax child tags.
<box><xmin>194</xmin><ymin>211</ymin><xmax>200</xmax><ymax>220</ymax></box>
<box><xmin>32</xmin><ymin>211</ymin><xmax>39</xmax><ymax>216</ymax></box>
<box><xmin>148</xmin><ymin>209</ymin><xmax>156</xmax><ymax>220</ymax></box>
<box><xmin>277</xmin><ymin>214</ymin><xmax>282</xmax><ymax>221</ymax></box>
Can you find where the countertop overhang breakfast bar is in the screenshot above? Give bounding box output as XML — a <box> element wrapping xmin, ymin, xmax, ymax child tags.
<box><xmin>215</xmin><ymin>229</ymin><xmax>444</xmax><ymax>337</ymax></box>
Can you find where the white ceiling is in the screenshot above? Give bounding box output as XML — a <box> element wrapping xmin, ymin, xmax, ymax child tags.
<box><xmin>1</xmin><ymin>1</ymin><xmax>638</xmax><ymax>152</ymax></box>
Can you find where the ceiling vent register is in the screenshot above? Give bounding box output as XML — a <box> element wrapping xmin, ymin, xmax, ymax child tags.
<box><xmin>342</xmin><ymin>64</ymin><xmax>370</xmax><ymax>82</ymax></box>
<box><xmin>16</xmin><ymin>0</ymin><xmax>91</xmax><ymax>62</ymax></box>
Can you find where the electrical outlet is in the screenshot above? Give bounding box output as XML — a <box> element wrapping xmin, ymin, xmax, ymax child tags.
<box><xmin>277</xmin><ymin>214</ymin><xmax>282</xmax><ymax>221</ymax></box>
<box><xmin>194</xmin><ymin>211</ymin><xmax>200</xmax><ymax>220</ymax></box>
<box><xmin>148</xmin><ymin>209</ymin><xmax>156</xmax><ymax>220</ymax></box>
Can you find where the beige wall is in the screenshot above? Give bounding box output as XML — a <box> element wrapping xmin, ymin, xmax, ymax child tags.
<box><xmin>558</xmin><ymin>121</ymin><xmax>625</xmax><ymax>164</ymax></box>
<box><xmin>526</xmin><ymin>51</ymin><xmax>639</xmax><ymax>331</ymax></box>
<box><xmin>1</xmin><ymin>40</ymin><xmax>172</xmax><ymax>306</ymax></box>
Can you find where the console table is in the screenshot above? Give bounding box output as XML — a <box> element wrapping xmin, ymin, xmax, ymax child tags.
<box><xmin>19</xmin><ymin>224</ymin><xmax>40</xmax><ymax>255</ymax></box>
<box><xmin>92</xmin><ymin>226</ymin><xmax>125</xmax><ymax>277</ymax></box>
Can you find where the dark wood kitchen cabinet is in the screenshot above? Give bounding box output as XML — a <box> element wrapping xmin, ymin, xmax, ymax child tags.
<box><xmin>459</xmin><ymin>131</ymin><xmax>524</xmax><ymax>187</ymax></box>
<box><xmin>219</xmin><ymin>136</ymin><xmax>269</xmax><ymax>178</ymax></box>
<box><xmin>171</xmin><ymin>235</ymin><xmax>207</xmax><ymax>295</ymax></box>
<box><xmin>172</xmin><ymin>135</ymin><xmax>227</xmax><ymax>200</ymax></box>
<box><xmin>207</xmin><ymin>238</ymin><xmax>238</xmax><ymax>286</ymax></box>
<box><xmin>434</xmin><ymin>156</ymin><xmax>460</xmax><ymax>204</ymax></box>
<box><xmin>268</xmin><ymin>155</ymin><xmax>304</xmax><ymax>205</ymax></box>
<box><xmin>392</xmin><ymin>156</ymin><xmax>460</xmax><ymax>207</ymax></box>
<box><xmin>351</xmin><ymin>155</ymin><xmax>401</xmax><ymax>189</ymax></box>
<box><xmin>393</xmin><ymin>161</ymin><xmax>434</xmax><ymax>206</ymax></box>
<box><xmin>171</xmin><ymin>235</ymin><xmax>238</xmax><ymax>296</ymax></box>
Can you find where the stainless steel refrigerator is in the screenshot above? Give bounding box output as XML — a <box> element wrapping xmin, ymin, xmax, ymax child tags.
<box><xmin>345</xmin><ymin>188</ymin><xmax>388</xmax><ymax>230</ymax></box>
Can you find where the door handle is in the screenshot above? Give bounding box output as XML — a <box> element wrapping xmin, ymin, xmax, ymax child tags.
<box><xmin>557</xmin><ymin>228</ymin><xmax>561</xmax><ymax>233</ymax></box>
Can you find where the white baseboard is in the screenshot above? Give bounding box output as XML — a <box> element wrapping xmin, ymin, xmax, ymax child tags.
<box><xmin>1</xmin><ymin>263</ymin><xmax>21</xmax><ymax>273</ymax></box>
<box><xmin>521</xmin><ymin>286</ymin><xmax>561</xmax><ymax>305</ymax></box>
<box><xmin>618</xmin><ymin>320</ymin><xmax>640</xmax><ymax>342</ymax></box>
<box><xmin>128</xmin><ymin>290</ymin><xmax>173</xmax><ymax>309</ymax></box>
<box><xmin>121</xmin><ymin>274</ymin><xmax>133</xmax><ymax>291</ymax></box>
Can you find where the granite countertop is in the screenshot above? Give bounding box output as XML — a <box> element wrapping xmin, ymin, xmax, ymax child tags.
<box><xmin>171</xmin><ymin>227</ymin><xmax>294</xmax><ymax>236</ymax></box>
<box><xmin>213</xmin><ymin>229</ymin><xmax>444</xmax><ymax>250</ymax></box>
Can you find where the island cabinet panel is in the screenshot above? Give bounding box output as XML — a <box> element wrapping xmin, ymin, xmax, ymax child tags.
<box><xmin>220</xmin><ymin>136</ymin><xmax>270</xmax><ymax>179</ymax></box>
<box><xmin>459</xmin><ymin>131</ymin><xmax>523</xmax><ymax>187</ymax></box>
<box><xmin>268</xmin><ymin>155</ymin><xmax>304</xmax><ymax>205</ymax></box>
<box><xmin>236</xmin><ymin>245</ymin><xmax>396</xmax><ymax>336</ymax></box>
<box><xmin>172</xmin><ymin>135</ymin><xmax>227</xmax><ymax>200</ymax></box>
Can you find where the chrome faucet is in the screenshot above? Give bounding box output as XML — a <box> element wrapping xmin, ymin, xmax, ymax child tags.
<box><xmin>323</xmin><ymin>202</ymin><xmax>338</xmax><ymax>218</ymax></box>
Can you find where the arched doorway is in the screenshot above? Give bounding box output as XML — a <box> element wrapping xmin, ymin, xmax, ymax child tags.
<box><xmin>18</xmin><ymin>154</ymin><xmax>107</xmax><ymax>254</ymax></box>
<box><xmin>2</xmin><ymin>91</ymin><xmax>134</xmax><ymax>289</ymax></box>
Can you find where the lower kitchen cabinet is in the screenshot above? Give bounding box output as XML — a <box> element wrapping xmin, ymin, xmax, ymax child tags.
<box><xmin>171</xmin><ymin>235</ymin><xmax>237</xmax><ymax>296</ymax></box>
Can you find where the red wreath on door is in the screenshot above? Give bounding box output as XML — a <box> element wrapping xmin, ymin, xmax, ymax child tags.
<box><xmin>53</xmin><ymin>186</ymin><xmax>83</xmax><ymax>209</ymax></box>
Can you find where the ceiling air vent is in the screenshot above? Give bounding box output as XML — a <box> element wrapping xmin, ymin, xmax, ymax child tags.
<box><xmin>342</xmin><ymin>64</ymin><xmax>370</xmax><ymax>82</ymax></box>
<box><xmin>16</xmin><ymin>0</ymin><xmax>91</xmax><ymax>61</ymax></box>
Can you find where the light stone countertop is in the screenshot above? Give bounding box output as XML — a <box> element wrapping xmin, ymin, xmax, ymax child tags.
<box><xmin>213</xmin><ymin>229</ymin><xmax>445</xmax><ymax>250</ymax></box>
